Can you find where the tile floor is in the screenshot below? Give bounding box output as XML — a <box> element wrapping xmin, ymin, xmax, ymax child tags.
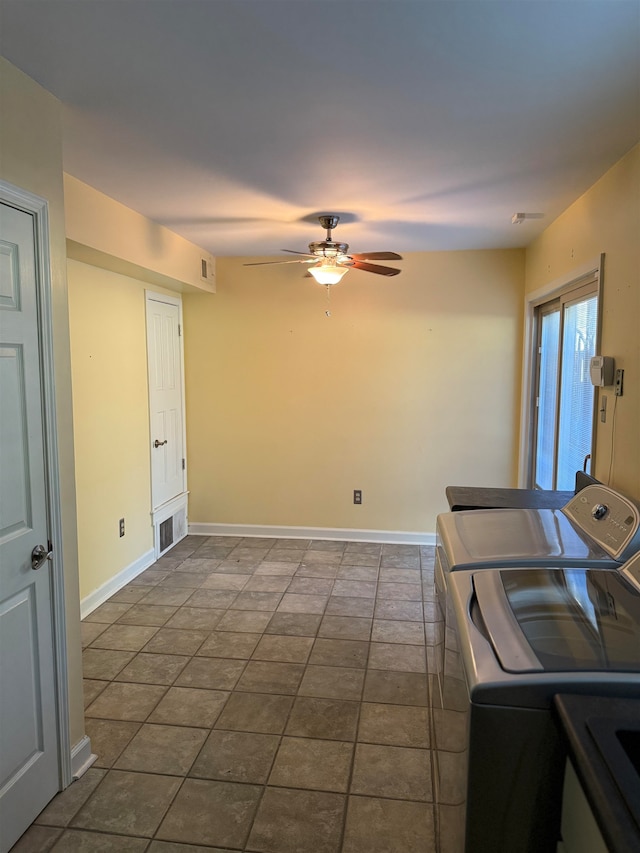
<box><xmin>12</xmin><ymin>535</ymin><xmax>439</xmax><ymax>853</ymax></box>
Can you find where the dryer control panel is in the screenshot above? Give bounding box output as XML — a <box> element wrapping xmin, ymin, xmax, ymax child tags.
<box><xmin>563</xmin><ymin>485</ymin><xmax>640</xmax><ymax>560</ymax></box>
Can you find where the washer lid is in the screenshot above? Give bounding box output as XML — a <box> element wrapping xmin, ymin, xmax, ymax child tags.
<box><xmin>437</xmin><ymin>507</ymin><xmax>610</xmax><ymax>568</ymax></box>
<box><xmin>473</xmin><ymin>567</ymin><xmax>640</xmax><ymax>673</ymax></box>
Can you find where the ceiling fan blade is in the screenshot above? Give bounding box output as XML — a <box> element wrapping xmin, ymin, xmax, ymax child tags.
<box><xmin>352</xmin><ymin>261</ymin><xmax>401</xmax><ymax>276</ymax></box>
<box><xmin>281</xmin><ymin>249</ymin><xmax>318</xmax><ymax>258</ymax></box>
<box><xmin>243</xmin><ymin>258</ymin><xmax>314</xmax><ymax>266</ymax></box>
<box><xmin>349</xmin><ymin>252</ymin><xmax>403</xmax><ymax>261</ymax></box>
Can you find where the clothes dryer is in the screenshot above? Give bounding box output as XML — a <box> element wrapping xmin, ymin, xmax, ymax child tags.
<box><xmin>430</xmin><ymin>551</ymin><xmax>640</xmax><ymax>853</ymax></box>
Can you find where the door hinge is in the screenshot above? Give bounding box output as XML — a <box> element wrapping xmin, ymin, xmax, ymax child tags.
<box><xmin>536</xmin><ymin>396</ymin><xmax>540</xmax><ymax>408</ymax></box>
<box><xmin>182</xmin><ymin>458</ymin><xmax>185</xmax><ymax>470</ymax></box>
<box><xmin>178</xmin><ymin>324</ymin><xmax>182</xmax><ymax>337</ymax></box>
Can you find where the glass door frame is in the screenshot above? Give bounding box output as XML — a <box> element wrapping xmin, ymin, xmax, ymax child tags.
<box><xmin>517</xmin><ymin>255</ymin><xmax>604</xmax><ymax>489</ymax></box>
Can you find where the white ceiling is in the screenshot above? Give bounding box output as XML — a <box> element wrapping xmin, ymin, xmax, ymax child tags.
<box><xmin>1</xmin><ymin>1</ymin><xmax>639</xmax><ymax>258</ymax></box>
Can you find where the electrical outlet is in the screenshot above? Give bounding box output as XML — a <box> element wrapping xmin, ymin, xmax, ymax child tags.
<box><xmin>119</xmin><ymin>518</ymin><xmax>125</xmax><ymax>537</ymax></box>
<box><xmin>353</xmin><ymin>490</ymin><xmax>362</xmax><ymax>505</ymax></box>
<box><xmin>615</xmin><ymin>369</ymin><xmax>624</xmax><ymax>397</ymax></box>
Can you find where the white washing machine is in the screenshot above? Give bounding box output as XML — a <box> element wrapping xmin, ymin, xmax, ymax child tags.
<box><xmin>435</xmin><ymin>484</ymin><xmax>640</xmax><ymax>617</ymax></box>
<box><xmin>430</xmin><ymin>551</ymin><xmax>640</xmax><ymax>853</ymax></box>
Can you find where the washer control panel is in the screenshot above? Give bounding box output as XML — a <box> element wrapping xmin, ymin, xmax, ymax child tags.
<box><xmin>563</xmin><ymin>485</ymin><xmax>640</xmax><ymax>560</ymax></box>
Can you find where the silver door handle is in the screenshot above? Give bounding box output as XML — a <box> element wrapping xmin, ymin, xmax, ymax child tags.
<box><xmin>31</xmin><ymin>544</ymin><xmax>53</xmax><ymax>571</ymax></box>
<box><xmin>154</xmin><ymin>439</ymin><xmax>168</xmax><ymax>448</ymax></box>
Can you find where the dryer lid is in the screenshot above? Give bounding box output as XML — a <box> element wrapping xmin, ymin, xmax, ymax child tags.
<box><xmin>438</xmin><ymin>507</ymin><xmax>609</xmax><ymax>568</ymax></box>
<box><xmin>473</xmin><ymin>566</ymin><xmax>640</xmax><ymax>673</ymax></box>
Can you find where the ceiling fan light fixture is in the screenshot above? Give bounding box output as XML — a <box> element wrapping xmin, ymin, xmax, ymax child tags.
<box><xmin>308</xmin><ymin>259</ymin><xmax>349</xmax><ymax>286</ymax></box>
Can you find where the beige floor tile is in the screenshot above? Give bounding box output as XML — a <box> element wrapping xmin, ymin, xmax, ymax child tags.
<box><xmin>325</xmin><ymin>596</ymin><xmax>375</xmax><ymax>618</ymax></box>
<box><xmin>309</xmin><ymin>638</ymin><xmax>370</xmax><ymax>669</ymax></box>
<box><xmin>351</xmin><ymin>742</ymin><xmax>432</xmax><ymax>800</ymax></box>
<box><xmin>115</xmin><ymin>723</ymin><xmax>207</xmax><ymax>775</ymax></box>
<box><xmin>142</xmin><ymin>628</ymin><xmax>208</xmax><ymax>656</ymax></box>
<box><xmin>215</xmin><ymin>610</ymin><xmax>272</xmax><ymax>632</ymax></box>
<box><xmin>139</xmin><ymin>587</ymin><xmax>194</xmax><ymax>607</ymax></box>
<box><xmin>269</xmin><ymin>737</ymin><xmax>353</xmax><ymax>792</ymax></box>
<box><xmin>244</xmin><ymin>575</ymin><xmax>291</xmax><ymax>592</ymax></box>
<box><xmin>83</xmin><ymin>602</ymin><xmax>133</xmax><ymax>624</ymax></box>
<box><xmin>199</xmin><ymin>573</ymin><xmax>250</xmax><ymax>590</ymax></box>
<box><xmin>148</xmin><ymin>687</ymin><xmax>228</xmax><ymax>727</ymax></box>
<box><xmin>368</xmin><ymin>642</ymin><xmax>426</xmax><ymax>673</ymax></box>
<box><xmin>197</xmin><ymin>630</ymin><xmax>261</xmax><ymax>658</ymax></box>
<box><xmin>9</xmin><ymin>826</ymin><xmax>62</xmax><ymax>852</ymax></box>
<box><xmin>277</xmin><ymin>593</ymin><xmax>328</xmax><ymax>614</ymax></box>
<box><xmin>230</xmin><ymin>591</ymin><xmax>283</xmax><ymax>611</ymax></box>
<box><xmin>342</xmin><ymin>796</ymin><xmax>434</xmax><ymax>853</ymax></box>
<box><xmin>35</xmin><ymin>768</ymin><xmax>107</xmax><ymax>827</ymax></box>
<box><xmin>251</xmin><ymin>634</ymin><xmax>314</xmax><ymax>663</ymax></box>
<box><xmin>285</xmin><ymin>696</ymin><xmax>360</xmax><ymax>741</ymax></box>
<box><xmin>175</xmin><ymin>656</ymin><xmax>246</xmax><ymax>690</ymax></box>
<box><xmin>374</xmin><ymin>599</ymin><xmax>423</xmax><ymax>621</ymax></box>
<box><xmin>318</xmin><ymin>615</ymin><xmax>372</xmax><ymax>641</ymax></box>
<box><xmin>371</xmin><ymin>619</ymin><xmax>425</xmax><ymax>645</ymax></box>
<box><xmin>89</xmin><ymin>624</ymin><xmax>159</xmax><ymax>652</ymax></box>
<box><xmin>82</xmin><ymin>649</ymin><xmax>135</xmax><ymax>681</ymax></box>
<box><xmin>287</xmin><ymin>576</ymin><xmax>334</xmax><ymax>595</ymax></box>
<box><xmin>114</xmin><ymin>652</ymin><xmax>189</xmax><ymax>685</ymax></box>
<box><xmin>85</xmin><ymin>682</ymin><xmax>167</xmax><ymax>721</ymax></box>
<box><xmin>358</xmin><ymin>703</ymin><xmax>430</xmax><ymax>748</ymax></box>
<box><xmin>185</xmin><ymin>589</ymin><xmax>239</xmax><ymax>609</ymax></box>
<box><xmin>80</xmin><ymin>622</ymin><xmax>107</xmax><ymax>647</ymax></box>
<box><xmin>164</xmin><ymin>607</ymin><xmax>225</xmax><ymax>631</ymax></box>
<box><xmin>190</xmin><ymin>729</ymin><xmax>280</xmax><ymax>783</ymax></box>
<box><xmin>376</xmin><ymin>582</ymin><xmax>422</xmax><ymax>601</ymax></box>
<box><xmin>337</xmin><ymin>564</ymin><xmax>379</xmax><ymax>578</ymax></box>
<box><xmin>156</xmin><ymin>779</ymin><xmax>261</xmax><ymax>848</ymax></box>
<box><xmin>362</xmin><ymin>670</ymin><xmax>428</xmax><ymax>706</ymax></box>
<box><xmin>83</xmin><ymin>679</ymin><xmax>107</xmax><ymax>709</ymax></box>
<box><xmin>331</xmin><ymin>580</ymin><xmax>377</xmax><ymax>599</ymax></box>
<box><xmin>72</xmin><ymin>770</ymin><xmax>180</xmax><ymax>837</ymax></box>
<box><xmin>116</xmin><ymin>604</ymin><xmax>178</xmax><ymax>627</ymax></box>
<box><xmin>83</xmin><ymin>719</ymin><xmax>141</xmax><ymax>768</ymax></box>
<box><xmin>247</xmin><ymin>788</ymin><xmax>345</xmax><ymax>853</ymax></box>
<box><xmin>298</xmin><ymin>665</ymin><xmax>365</xmax><ymax>701</ymax></box>
<box><xmin>214</xmin><ymin>691</ymin><xmax>293</xmax><ymax>734</ymax></box>
<box><xmin>264</xmin><ymin>612</ymin><xmax>322</xmax><ymax>636</ymax></box>
<box><xmin>51</xmin><ymin>829</ymin><xmax>148</xmax><ymax>851</ymax></box>
<box><xmin>235</xmin><ymin>660</ymin><xmax>305</xmax><ymax>694</ymax></box>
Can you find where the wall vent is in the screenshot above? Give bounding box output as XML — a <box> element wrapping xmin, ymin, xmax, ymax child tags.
<box><xmin>153</xmin><ymin>496</ymin><xmax>188</xmax><ymax>558</ymax></box>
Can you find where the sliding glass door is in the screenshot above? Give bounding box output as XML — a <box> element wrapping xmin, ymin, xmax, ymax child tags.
<box><xmin>531</xmin><ymin>282</ymin><xmax>599</xmax><ymax>490</ymax></box>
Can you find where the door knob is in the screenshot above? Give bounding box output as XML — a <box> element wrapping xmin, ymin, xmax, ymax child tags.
<box><xmin>154</xmin><ymin>439</ymin><xmax>168</xmax><ymax>448</ymax></box>
<box><xmin>31</xmin><ymin>544</ymin><xmax>53</xmax><ymax>571</ymax></box>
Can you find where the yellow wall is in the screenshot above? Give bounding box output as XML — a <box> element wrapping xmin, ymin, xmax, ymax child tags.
<box><xmin>64</xmin><ymin>177</ymin><xmax>215</xmax><ymax>603</ymax></box>
<box><xmin>67</xmin><ymin>261</ymin><xmax>156</xmax><ymax>599</ymax></box>
<box><xmin>65</xmin><ymin>174</ymin><xmax>216</xmax><ymax>294</ymax></box>
<box><xmin>0</xmin><ymin>59</ymin><xmax>84</xmax><ymax>746</ymax></box>
<box><xmin>184</xmin><ymin>250</ymin><xmax>525</xmax><ymax>534</ymax></box>
<box><xmin>525</xmin><ymin>145</ymin><xmax>640</xmax><ymax>499</ymax></box>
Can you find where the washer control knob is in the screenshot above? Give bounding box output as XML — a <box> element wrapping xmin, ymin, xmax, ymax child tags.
<box><xmin>592</xmin><ymin>503</ymin><xmax>609</xmax><ymax>520</ymax></box>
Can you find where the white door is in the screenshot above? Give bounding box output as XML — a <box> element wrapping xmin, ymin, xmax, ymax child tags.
<box><xmin>146</xmin><ymin>295</ymin><xmax>185</xmax><ymax>510</ymax></box>
<box><xmin>0</xmin><ymin>202</ymin><xmax>60</xmax><ymax>851</ymax></box>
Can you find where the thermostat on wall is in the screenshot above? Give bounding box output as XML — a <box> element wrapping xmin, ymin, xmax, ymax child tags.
<box><xmin>589</xmin><ymin>356</ymin><xmax>615</xmax><ymax>387</ymax></box>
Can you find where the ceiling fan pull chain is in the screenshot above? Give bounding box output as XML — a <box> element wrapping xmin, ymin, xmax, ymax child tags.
<box><xmin>325</xmin><ymin>284</ymin><xmax>332</xmax><ymax>318</ymax></box>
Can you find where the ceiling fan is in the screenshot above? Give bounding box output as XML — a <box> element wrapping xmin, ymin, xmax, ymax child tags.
<box><xmin>244</xmin><ymin>215</ymin><xmax>403</xmax><ymax>285</ymax></box>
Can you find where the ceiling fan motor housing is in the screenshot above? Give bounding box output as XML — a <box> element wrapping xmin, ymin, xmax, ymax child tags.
<box><xmin>308</xmin><ymin>240</ymin><xmax>350</xmax><ymax>258</ymax></box>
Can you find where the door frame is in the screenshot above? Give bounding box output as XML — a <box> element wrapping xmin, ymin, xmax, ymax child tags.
<box><xmin>145</xmin><ymin>290</ymin><xmax>188</xmax><ymax>557</ymax></box>
<box><xmin>0</xmin><ymin>180</ymin><xmax>71</xmax><ymax>788</ymax></box>
<box><xmin>517</xmin><ymin>254</ymin><xmax>604</xmax><ymax>488</ymax></box>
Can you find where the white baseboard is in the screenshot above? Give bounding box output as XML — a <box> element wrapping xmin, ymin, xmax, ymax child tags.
<box><xmin>80</xmin><ymin>548</ymin><xmax>156</xmax><ymax>619</ymax></box>
<box><xmin>71</xmin><ymin>735</ymin><xmax>97</xmax><ymax>780</ymax></box>
<box><xmin>188</xmin><ymin>522</ymin><xmax>435</xmax><ymax>546</ymax></box>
